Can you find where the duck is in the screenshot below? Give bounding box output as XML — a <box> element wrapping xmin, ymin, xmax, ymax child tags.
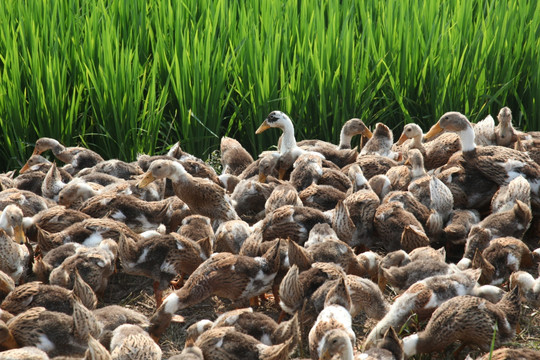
<box><xmin>109</xmin><ymin>324</ymin><xmax>162</xmax><ymax>360</ymax></box>
<box><xmin>230</xmin><ymin>176</ymin><xmax>277</xmax><ymax>223</ymax></box>
<box><xmin>0</xmin><ymin>171</ymin><xmax>15</xmax><ymax>191</ymax></box>
<box><xmin>344</xmin><ymin>155</ymin><xmax>398</xmax><ymax>181</ymax></box>
<box><xmin>346</xmin><ymin>164</ymin><xmax>371</xmax><ymax>195</ymax></box>
<box><xmin>289</xmin><ymin>153</ymin><xmax>324</xmax><ymax>192</ymax></box>
<box><xmin>86</xmin><ymin>334</ymin><xmax>112</xmax><ymax>360</ymax></box>
<box><xmin>31</xmin><ymin>137</ymin><xmax>104</xmax><ymax>175</ymax></box>
<box><xmin>385</xmin><ymin>149</ymin><xmax>427</xmax><ymax>191</ymax></box>
<box><xmin>214</xmin><ymin>220</ymin><xmax>251</xmax><ymax>254</ymax></box>
<box><xmin>472</xmin><ymin>114</ymin><xmax>496</xmax><ymax>146</ymax></box>
<box><xmin>299</xmin><ymin>183</ymin><xmax>347</xmax><ymax>212</ymax></box>
<box><xmin>0</xmin><ymin>188</ymin><xmax>51</xmax><ymax>217</ymax></box>
<box><xmin>494</xmin><ymin>107</ymin><xmax>519</xmax><ymax>147</ymax></box>
<box><xmin>1</xmin><ymin>281</ymin><xmax>76</xmax><ymax>315</ymax></box>
<box><xmin>258</xmin><ymin>204</ymin><xmax>329</xmax><ymax>245</ymax></box>
<box><xmin>509</xmin><ymin>270</ymin><xmax>540</xmax><ymax>308</ymax></box>
<box><xmin>255</xmin><ymin>111</ymin><xmax>303</xmax><ymax>157</ymax></box>
<box><xmin>169</xmin><ymin>339</ymin><xmax>204</xmax><ymax>360</ymax></box>
<box><xmin>0</xmin><ymin>228</ymin><xmax>30</xmax><ymax>285</ymax></box>
<box><xmin>477</xmin><ymin>237</ymin><xmax>533</xmax><ymax>285</ymax></box>
<box><xmin>458</xmin><ymin>200</ymin><xmax>532</xmax><ymax>269</ymax></box>
<box><xmin>148</xmin><ymin>240</ymin><xmax>281</xmax><ymax>340</ymax></box>
<box><xmin>361</xmin><ymin>329</ymin><xmax>404</xmax><ymax>360</ymax></box>
<box><xmin>321</xmin><ymin>326</ymin><xmax>403</xmax><ymax>360</ymax></box>
<box><xmin>37</xmin><ymin>218</ymin><xmax>140</xmax><ymax>253</ymax></box>
<box><xmin>32</xmin><ymin>242</ymin><xmax>82</xmax><ymax>282</ymax></box>
<box><xmin>15</xmin><ymin>165</ymin><xmax>48</xmax><ymax>197</ymax></box>
<box><xmin>424</xmin><ymin>111</ymin><xmax>540</xmax><ymax>208</ymax></box>
<box><xmin>373</xmin><ymin>201</ymin><xmax>427</xmax><ymax>252</ymax></box>
<box><xmin>40</xmin><ymin>162</ymin><xmax>68</xmax><ymax>201</ymax></box>
<box><xmin>220</xmin><ymin>136</ymin><xmax>254</xmax><ymax>176</ymax></box>
<box><xmin>298</xmin><ymin>118</ymin><xmax>373</xmax><ymax>168</ymax></box>
<box><xmin>342</xmin><ymin>188</ymin><xmax>380</xmax><ymax>249</ymax></box>
<box><xmin>192</xmin><ymin>326</ymin><xmax>293</xmax><ymax>360</ymax></box>
<box><xmin>118</xmin><ymin>232</ymin><xmax>211</xmax><ymax>307</ymax></box>
<box><xmin>79</xmin><ymin>193</ymin><xmax>184</xmax><ymax>234</ymax></box>
<box><xmin>177</xmin><ymin>214</ymin><xmax>215</xmax><ymax>243</ymax></box>
<box><xmin>478</xmin><ymin>347</ymin><xmax>540</xmax><ymax>360</ymax></box>
<box><xmin>298</xmin><ymin>118</ymin><xmax>372</xmax><ymax>151</ymax></box>
<box><xmin>0</xmin><ymin>270</ymin><xmax>15</xmax><ymax>301</ymax></box>
<box><xmin>442</xmin><ymin>209</ymin><xmax>481</xmax><ymax>248</ymax></box>
<box><xmin>48</xmin><ymin>239</ymin><xmax>118</xmax><ymax>297</ymax></box>
<box><xmin>308</xmin><ymin>273</ymin><xmax>391</xmax><ymax>322</ymax></box>
<box><xmin>22</xmin><ymin>207</ymin><xmax>90</xmax><ymax>243</ymax></box>
<box><xmin>2</xmin><ymin>305</ymin><xmax>97</xmax><ymax>357</ymax></box>
<box><xmin>137</xmin><ymin>159</ymin><xmax>239</xmax><ymax>228</ymax></box>
<box><xmin>308</xmin><ymin>276</ymin><xmax>355</xmax><ymax>360</ymax></box>
<box><xmin>278</xmin><ymin>264</ymin><xmax>334</xmax><ymax>318</ymax></box>
<box><xmin>360</xmin><ymin>123</ymin><xmax>400</xmax><ymax>160</ymax></box>
<box><xmin>264</xmin><ymin>183</ymin><xmax>303</xmax><ymax>214</ymax></box>
<box><xmin>394</xmin><ymin>123</ymin><xmax>426</xmax><ymax>160</ymax></box>
<box><xmin>491</xmin><ymin>175</ymin><xmax>531</xmax><ymax>213</ymax></box>
<box><xmin>77</xmin><ymin>159</ymin><xmax>143</xmax><ymax>180</ymax></box>
<box><xmin>0</xmin><ymin>346</ymin><xmax>50</xmax><ymax>359</ymax></box>
<box><xmin>186</xmin><ymin>308</ymin><xmax>299</xmax><ymax>347</ymax></box>
<box><xmin>364</xmin><ymin>269</ymin><xmax>482</xmax><ymax>348</ymax></box>
<box><xmin>401</xmin><ymin>287</ymin><xmax>520</xmax><ymax>357</ymax></box>
<box><xmin>378</xmin><ymin>256</ymin><xmax>456</xmax><ymax>293</ymax></box>
<box><xmin>288</xmin><ymin>238</ymin><xmax>366</xmax><ymax>277</ymax></box>
<box><xmin>0</xmin><ymin>204</ymin><xmax>26</xmax><ymax>245</ymax></box>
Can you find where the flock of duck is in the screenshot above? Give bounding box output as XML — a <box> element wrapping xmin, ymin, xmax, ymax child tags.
<box><xmin>1</xmin><ymin>107</ymin><xmax>540</xmax><ymax>359</ymax></box>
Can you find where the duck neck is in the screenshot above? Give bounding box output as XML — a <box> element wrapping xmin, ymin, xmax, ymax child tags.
<box><xmin>0</xmin><ymin>211</ymin><xmax>9</xmax><ymax>232</ymax></box>
<box><xmin>412</xmin><ymin>134</ymin><xmax>423</xmax><ymax>148</ymax></box>
<box><xmin>340</xmin><ymin>337</ymin><xmax>355</xmax><ymax>360</ymax></box>
<box><xmin>169</xmin><ymin>162</ymin><xmax>188</xmax><ymax>183</ymax></box>
<box><xmin>279</xmin><ymin>120</ymin><xmax>297</xmax><ymax>154</ymax></box>
<box><xmin>459</xmin><ymin>125</ymin><xmax>477</xmax><ymax>152</ymax></box>
<box><xmin>339</xmin><ymin>129</ymin><xmax>352</xmax><ymax>149</ymax></box>
<box><xmin>49</xmin><ymin>140</ymin><xmax>70</xmax><ymax>162</ymax></box>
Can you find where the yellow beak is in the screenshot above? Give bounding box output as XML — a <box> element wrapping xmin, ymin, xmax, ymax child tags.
<box><xmin>424</xmin><ymin>122</ymin><xmax>444</xmax><ymax>141</ymax></box>
<box><xmin>256</xmin><ymin>121</ymin><xmax>271</xmax><ymax>134</ymax></box>
<box><xmin>258</xmin><ymin>173</ymin><xmax>267</xmax><ymax>183</ymax></box>
<box><xmin>20</xmin><ymin>162</ymin><xmax>31</xmax><ymax>174</ymax></box>
<box><xmin>362</xmin><ymin>128</ymin><xmax>373</xmax><ymax>139</ymax></box>
<box><xmin>137</xmin><ymin>172</ymin><xmax>156</xmax><ymax>188</ymax></box>
<box><xmin>13</xmin><ymin>225</ymin><xmax>25</xmax><ymax>245</ymax></box>
<box><xmin>397</xmin><ymin>132</ymin><xmax>408</xmax><ymax>145</ymax></box>
<box><xmin>278</xmin><ymin>168</ymin><xmax>287</xmax><ymax>180</ymax></box>
<box><xmin>0</xmin><ymin>331</ymin><xmax>18</xmax><ymax>349</ymax></box>
<box><xmin>32</xmin><ymin>148</ymin><xmax>41</xmax><ymax>156</ymax></box>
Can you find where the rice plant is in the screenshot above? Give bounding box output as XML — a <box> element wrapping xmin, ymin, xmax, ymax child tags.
<box><xmin>0</xmin><ymin>0</ymin><xmax>539</xmax><ymax>171</ymax></box>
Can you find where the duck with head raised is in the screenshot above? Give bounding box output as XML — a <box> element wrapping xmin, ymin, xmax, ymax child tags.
<box><xmin>31</xmin><ymin>137</ymin><xmax>104</xmax><ymax>175</ymax></box>
<box><xmin>425</xmin><ymin>111</ymin><xmax>540</xmax><ymax>208</ymax></box>
<box><xmin>137</xmin><ymin>159</ymin><xmax>239</xmax><ymax>229</ymax></box>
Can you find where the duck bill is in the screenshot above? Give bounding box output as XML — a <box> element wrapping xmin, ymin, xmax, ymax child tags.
<box><xmin>13</xmin><ymin>225</ymin><xmax>25</xmax><ymax>245</ymax></box>
<box><xmin>320</xmin><ymin>349</ymin><xmax>333</xmax><ymax>360</ymax></box>
<box><xmin>278</xmin><ymin>168</ymin><xmax>287</xmax><ymax>180</ymax></box>
<box><xmin>258</xmin><ymin>173</ymin><xmax>267</xmax><ymax>183</ymax></box>
<box><xmin>403</xmin><ymin>158</ymin><xmax>411</xmax><ymax>166</ymax></box>
<box><xmin>137</xmin><ymin>172</ymin><xmax>156</xmax><ymax>188</ymax></box>
<box><xmin>424</xmin><ymin>123</ymin><xmax>443</xmax><ymax>141</ymax></box>
<box><xmin>362</xmin><ymin>128</ymin><xmax>373</xmax><ymax>139</ymax></box>
<box><xmin>19</xmin><ymin>162</ymin><xmax>31</xmax><ymax>174</ymax></box>
<box><xmin>31</xmin><ymin>147</ymin><xmax>42</xmax><ymax>156</ymax></box>
<box><xmin>397</xmin><ymin>132</ymin><xmax>408</xmax><ymax>145</ymax></box>
<box><xmin>255</xmin><ymin>121</ymin><xmax>271</xmax><ymax>134</ymax></box>
<box><xmin>0</xmin><ymin>331</ymin><xmax>18</xmax><ymax>349</ymax></box>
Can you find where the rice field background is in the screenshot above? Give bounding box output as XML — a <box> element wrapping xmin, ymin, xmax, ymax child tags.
<box><xmin>1</xmin><ymin>0</ymin><xmax>539</xmax><ymax>171</ymax></box>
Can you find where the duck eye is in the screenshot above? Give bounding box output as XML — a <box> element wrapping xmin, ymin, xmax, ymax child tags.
<box><xmin>444</xmin><ymin>116</ymin><xmax>449</xmax><ymax>120</ymax></box>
